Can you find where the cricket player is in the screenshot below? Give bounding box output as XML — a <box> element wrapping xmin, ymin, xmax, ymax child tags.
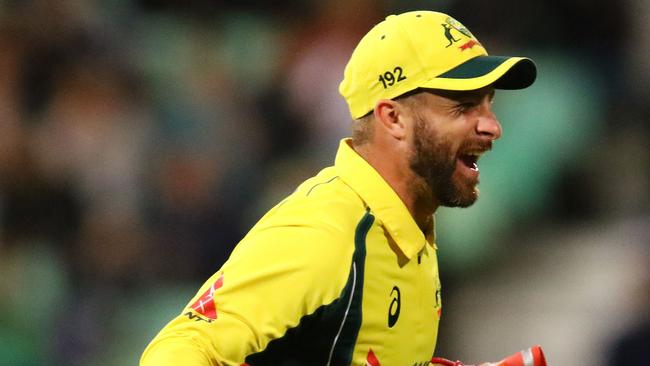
<box><xmin>140</xmin><ymin>10</ymin><xmax>536</xmax><ymax>366</ymax></box>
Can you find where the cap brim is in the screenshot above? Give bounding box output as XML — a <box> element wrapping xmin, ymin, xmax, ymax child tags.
<box><xmin>423</xmin><ymin>55</ymin><xmax>537</xmax><ymax>91</ymax></box>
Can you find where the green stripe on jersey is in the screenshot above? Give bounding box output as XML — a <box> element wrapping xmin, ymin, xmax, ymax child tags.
<box><xmin>244</xmin><ymin>211</ymin><xmax>374</xmax><ymax>365</ymax></box>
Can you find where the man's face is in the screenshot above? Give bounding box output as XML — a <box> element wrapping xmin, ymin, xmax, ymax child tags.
<box><xmin>406</xmin><ymin>87</ymin><xmax>501</xmax><ymax>207</ymax></box>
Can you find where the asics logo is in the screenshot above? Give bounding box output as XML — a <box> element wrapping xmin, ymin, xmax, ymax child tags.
<box><xmin>388</xmin><ymin>286</ymin><xmax>401</xmax><ymax>327</ymax></box>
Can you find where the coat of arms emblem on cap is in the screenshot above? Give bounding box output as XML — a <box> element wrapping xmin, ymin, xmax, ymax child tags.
<box><xmin>445</xmin><ymin>17</ymin><xmax>474</xmax><ymax>39</ymax></box>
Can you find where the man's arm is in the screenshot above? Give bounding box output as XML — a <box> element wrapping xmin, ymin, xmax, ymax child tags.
<box><xmin>141</xmin><ymin>336</ymin><xmax>218</xmax><ymax>365</ymax></box>
<box><xmin>140</xmin><ymin>294</ymin><xmax>259</xmax><ymax>366</ymax></box>
<box><xmin>139</xmin><ymin>222</ymin><xmax>355</xmax><ymax>366</ymax></box>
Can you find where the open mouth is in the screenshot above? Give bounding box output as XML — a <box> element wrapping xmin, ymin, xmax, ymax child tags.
<box><xmin>458</xmin><ymin>152</ymin><xmax>481</xmax><ymax>172</ymax></box>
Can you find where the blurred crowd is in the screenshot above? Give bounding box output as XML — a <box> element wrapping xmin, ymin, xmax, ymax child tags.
<box><xmin>0</xmin><ymin>1</ymin><xmax>647</xmax><ymax>365</ymax></box>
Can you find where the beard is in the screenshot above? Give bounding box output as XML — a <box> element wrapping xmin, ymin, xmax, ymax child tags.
<box><xmin>409</xmin><ymin>117</ymin><xmax>479</xmax><ymax>208</ymax></box>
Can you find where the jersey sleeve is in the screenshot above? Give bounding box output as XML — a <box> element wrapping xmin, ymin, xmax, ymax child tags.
<box><xmin>140</xmin><ymin>216</ymin><xmax>356</xmax><ymax>366</ymax></box>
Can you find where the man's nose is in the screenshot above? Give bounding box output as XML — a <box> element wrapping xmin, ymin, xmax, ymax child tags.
<box><xmin>476</xmin><ymin>107</ymin><xmax>502</xmax><ymax>141</ymax></box>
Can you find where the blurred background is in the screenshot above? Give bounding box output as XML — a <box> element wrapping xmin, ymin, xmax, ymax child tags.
<box><xmin>0</xmin><ymin>0</ymin><xmax>648</xmax><ymax>365</ymax></box>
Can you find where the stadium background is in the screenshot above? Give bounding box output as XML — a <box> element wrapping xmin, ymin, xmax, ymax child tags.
<box><xmin>0</xmin><ymin>0</ymin><xmax>648</xmax><ymax>365</ymax></box>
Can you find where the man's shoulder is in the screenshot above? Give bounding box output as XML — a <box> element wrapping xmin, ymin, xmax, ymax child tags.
<box><xmin>253</xmin><ymin>166</ymin><xmax>368</xmax><ymax>237</ymax></box>
<box><xmin>290</xmin><ymin>167</ymin><xmax>366</xmax><ymax>216</ymax></box>
<box><xmin>295</xmin><ymin>166</ymin><xmax>358</xmax><ymax>200</ymax></box>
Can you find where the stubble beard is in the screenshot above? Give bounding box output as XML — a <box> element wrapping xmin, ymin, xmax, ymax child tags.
<box><xmin>409</xmin><ymin>117</ymin><xmax>478</xmax><ymax>208</ymax></box>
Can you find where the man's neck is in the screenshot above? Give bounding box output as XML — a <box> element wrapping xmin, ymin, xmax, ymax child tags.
<box><xmin>353</xmin><ymin>142</ymin><xmax>438</xmax><ymax>232</ymax></box>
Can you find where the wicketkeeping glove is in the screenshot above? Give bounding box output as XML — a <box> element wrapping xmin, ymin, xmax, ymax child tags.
<box><xmin>431</xmin><ymin>345</ymin><xmax>547</xmax><ymax>366</ymax></box>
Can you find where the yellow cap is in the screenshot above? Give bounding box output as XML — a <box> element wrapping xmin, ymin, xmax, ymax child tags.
<box><xmin>339</xmin><ymin>11</ymin><xmax>537</xmax><ymax>119</ymax></box>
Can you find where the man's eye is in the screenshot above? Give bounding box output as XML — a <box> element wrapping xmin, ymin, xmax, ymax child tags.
<box><xmin>455</xmin><ymin>102</ymin><xmax>475</xmax><ymax>112</ymax></box>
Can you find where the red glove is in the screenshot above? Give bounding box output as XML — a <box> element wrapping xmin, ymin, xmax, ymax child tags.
<box><xmin>431</xmin><ymin>345</ymin><xmax>547</xmax><ymax>366</ymax></box>
<box><xmin>430</xmin><ymin>358</ymin><xmax>465</xmax><ymax>366</ymax></box>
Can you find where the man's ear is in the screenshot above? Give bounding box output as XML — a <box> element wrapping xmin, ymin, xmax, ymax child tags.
<box><xmin>373</xmin><ymin>99</ymin><xmax>408</xmax><ymax>140</ymax></box>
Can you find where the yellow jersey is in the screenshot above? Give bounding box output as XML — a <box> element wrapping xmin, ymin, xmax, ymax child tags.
<box><xmin>140</xmin><ymin>139</ymin><xmax>442</xmax><ymax>366</ymax></box>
